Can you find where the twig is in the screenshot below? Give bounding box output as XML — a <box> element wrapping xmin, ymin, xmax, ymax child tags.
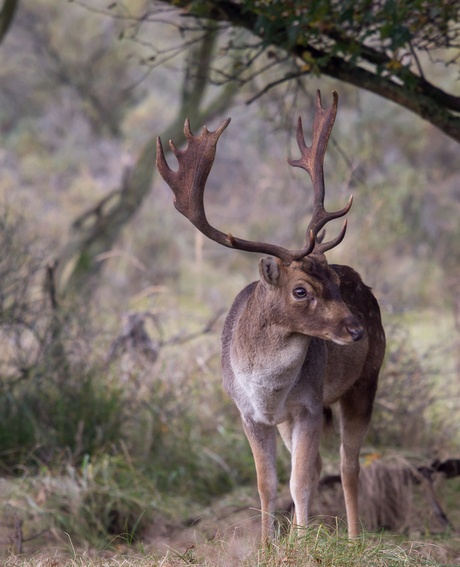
<box><xmin>246</xmin><ymin>70</ymin><xmax>308</xmax><ymax>105</ymax></box>
<box><xmin>408</xmin><ymin>40</ymin><xmax>426</xmax><ymax>81</ymax></box>
<box><xmin>162</xmin><ymin>308</ymin><xmax>226</xmax><ymax>347</ymax></box>
<box><xmin>46</xmin><ymin>260</ymin><xmax>59</xmax><ymax>311</ymax></box>
<box><xmin>106</xmin><ymin>308</ymin><xmax>225</xmax><ymax>366</ymax></box>
<box><xmin>14</xmin><ymin>513</ymin><xmax>22</xmax><ymax>555</ymax></box>
<box><xmin>418</xmin><ymin>475</ymin><xmax>451</xmax><ymax>529</ymax></box>
<box><xmin>22</xmin><ymin>529</ymin><xmax>49</xmax><ymax>544</ymax></box>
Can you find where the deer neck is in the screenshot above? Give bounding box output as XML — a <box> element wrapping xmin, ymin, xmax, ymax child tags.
<box><xmin>227</xmin><ymin>282</ymin><xmax>312</xmax><ymax>425</ymax></box>
<box><xmin>231</xmin><ymin>282</ymin><xmax>311</xmax><ymax>385</ymax></box>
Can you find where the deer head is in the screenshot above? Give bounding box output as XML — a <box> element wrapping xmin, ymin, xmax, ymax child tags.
<box><xmin>157</xmin><ymin>91</ymin><xmax>363</xmax><ymax>344</ymax></box>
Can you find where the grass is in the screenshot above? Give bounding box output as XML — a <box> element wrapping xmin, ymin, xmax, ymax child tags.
<box><xmin>254</xmin><ymin>526</ymin><xmax>447</xmax><ymax>566</ymax></box>
<box><xmin>3</xmin><ymin>453</ymin><xmax>460</xmax><ymax>563</ymax></box>
<box><xmin>2</xmin><ymin>525</ymin><xmax>458</xmax><ymax>566</ymax></box>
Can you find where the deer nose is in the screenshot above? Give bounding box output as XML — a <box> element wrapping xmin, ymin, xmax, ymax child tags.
<box><xmin>345</xmin><ymin>317</ymin><xmax>364</xmax><ymax>342</ymax></box>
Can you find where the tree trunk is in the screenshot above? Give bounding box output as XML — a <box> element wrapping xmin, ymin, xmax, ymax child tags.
<box><xmin>54</xmin><ymin>25</ymin><xmax>238</xmax><ymax>299</ymax></box>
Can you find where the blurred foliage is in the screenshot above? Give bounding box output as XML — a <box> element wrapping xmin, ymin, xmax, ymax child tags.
<box><xmin>369</xmin><ymin>325</ymin><xmax>458</xmax><ymax>452</ymax></box>
<box><xmin>0</xmin><ymin>212</ymin><xmax>123</xmax><ymax>466</ymax></box>
<box><xmin>0</xmin><ymin>0</ymin><xmax>138</xmax><ymax>138</ymax></box>
<box><xmin>240</xmin><ymin>0</ymin><xmax>459</xmax><ymax>55</ymax></box>
<box><xmin>0</xmin><ymin>210</ymin><xmax>255</xmax><ymax>486</ymax></box>
<box><xmin>52</xmin><ymin>23</ymin><xmax>238</xmax><ymax>299</ymax></box>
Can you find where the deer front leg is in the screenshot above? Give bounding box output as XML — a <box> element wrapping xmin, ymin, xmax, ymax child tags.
<box><xmin>289</xmin><ymin>407</ymin><xmax>323</xmax><ymax>528</ymax></box>
<box><xmin>242</xmin><ymin>418</ymin><xmax>277</xmax><ymax>540</ymax></box>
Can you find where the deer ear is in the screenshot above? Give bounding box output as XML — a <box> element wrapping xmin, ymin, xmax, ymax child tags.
<box><xmin>259</xmin><ymin>257</ymin><xmax>280</xmax><ymax>287</ymax></box>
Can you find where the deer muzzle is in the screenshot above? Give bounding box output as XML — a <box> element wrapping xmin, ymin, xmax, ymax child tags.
<box><xmin>344</xmin><ymin>316</ymin><xmax>364</xmax><ymax>342</ymax></box>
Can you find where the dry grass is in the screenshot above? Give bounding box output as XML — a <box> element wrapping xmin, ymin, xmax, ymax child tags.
<box><xmin>2</xmin><ymin>526</ymin><xmax>454</xmax><ymax>567</ymax></box>
<box><xmin>3</xmin><ymin>469</ymin><xmax>460</xmax><ymax>566</ymax></box>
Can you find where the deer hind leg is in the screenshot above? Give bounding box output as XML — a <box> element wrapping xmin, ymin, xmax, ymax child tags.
<box><xmin>278</xmin><ymin>420</ymin><xmax>297</xmax><ymax>526</ymax></box>
<box><xmin>339</xmin><ymin>376</ymin><xmax>377</xmax><ymax>539</ymax></box>
<box><xmin>242</xmin><ymin>418</ymin><xmax>277</xmax><ymax>540</ymax></box>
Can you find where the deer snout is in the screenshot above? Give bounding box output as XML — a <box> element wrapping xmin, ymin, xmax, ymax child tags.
<box><xmin>343</xmin><ymin>316</ymin><xmax>364</xmax><ymax>342</ymax></box>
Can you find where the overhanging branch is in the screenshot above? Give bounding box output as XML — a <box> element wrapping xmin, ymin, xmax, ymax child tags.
<box><xmin>159</xmin><ymin>0</ymin><xmax>460</xmax><ymax>143</ymax></box>
<box><xmin>292</xmin><ymin>44</ymin><xmax>460</xmax><ymax>143</ymax></box>
<box><xmin>0</xmin><ymin>0</ymin><xmax>19</xmax><ymax>44</ymax></box>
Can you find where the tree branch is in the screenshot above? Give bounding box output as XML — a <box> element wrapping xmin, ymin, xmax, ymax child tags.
<box><xmin>0</xmin><ymin>0</ymin><xmax>19</xmax><ymax>44</ymax></box>
<box><xmin>159</xmin><ymin>0</ymin><xmax>460</xmax><ymax>143</ymax></box>
<box><xmin>306</xmin><ymin>49</ymin><xmax>460</xmax><ymax>143</ymax></box>
<box><xmin>54</xmin><ymin>27</ymin><xmax>239</xmax><ymax>298</ymax></box>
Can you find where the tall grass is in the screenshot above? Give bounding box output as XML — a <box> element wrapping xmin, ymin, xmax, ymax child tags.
<box><xmin>0</xmin><ymin>354</ymin><xmax>259</xmax><ymax>544</ymax></box>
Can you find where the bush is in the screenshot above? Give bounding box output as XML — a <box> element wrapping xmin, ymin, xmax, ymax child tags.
<box><xmin>369</xmin><ymin>324</ymin><xmax>458</xmax><ymax>453</ymax></box>
<box><xmin>0</xmin><ymin>212</ymin><xmax>124</xmax><ymax>468</ymax></box>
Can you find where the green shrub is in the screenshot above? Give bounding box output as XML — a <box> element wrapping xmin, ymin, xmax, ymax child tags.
<box><xmin>0</xmin><ymin>368</ymin><xmax>124</xmax><ymax>468</ymax></box>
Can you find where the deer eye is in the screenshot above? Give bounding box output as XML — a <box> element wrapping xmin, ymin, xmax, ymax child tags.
<box><xmin>293</xmin><ymin>287</ymin><xmax>309</xmax><ymax>300</ymax></box>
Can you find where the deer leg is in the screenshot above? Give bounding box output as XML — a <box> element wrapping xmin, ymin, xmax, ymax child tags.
<box><xmin>278</xmin><ymin>418</ymin><xmax>322</xmax><ymax>529</ymax></box>
<box><xmin>278</xmin><ymin>420</ymin><xmax>296</xmax><ymax>525</ymax></box>
<box><xmin>339</xmin><ymin>378</ymin><xmax>377</xmax><ymax>539</ymax></box>
<box><xmin>289</xmin><ymin>407</ymin><xmax>323</xmax><ymax>528</ymax></box>
<box><xmin>242</xmin><ymin>418</ymin><xmax>277</xmax><ymax>540</ymax></box>
<box><xmin>278</xmin><ymin>419</ymin><xmax>293</xmax><ymax>453</ymax></box>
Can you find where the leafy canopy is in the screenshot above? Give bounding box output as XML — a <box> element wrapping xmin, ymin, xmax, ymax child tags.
<box><xmin>160</xmin><ymin>0</ymin><xmax>460</xmax><ymax>142</ymax></box>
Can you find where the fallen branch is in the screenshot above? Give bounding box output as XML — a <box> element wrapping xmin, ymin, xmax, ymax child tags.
<box><xmin>319</xmin><ymin>458</ymin><xmax>460</xmax><ymax>487</ymax></box>
<box><xmin>318</xmin><ymin>458</ymin><xmax>460</xmax><ymax>531</ymax></box>
<box><xmin>106</xmin><ymin>308</ymin><xmax>225</xmax><ymax>365</ymax></box>
<box><xmin>6</xmin><ymin>508</ymin><xmax>50</xmax><ymax>554</ymax></box>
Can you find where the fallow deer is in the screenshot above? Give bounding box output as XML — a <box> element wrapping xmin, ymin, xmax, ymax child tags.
<box><xmin>156</xmin><ymin>91</ymin><xmax>386</xmax><ymax>539</ymax></box>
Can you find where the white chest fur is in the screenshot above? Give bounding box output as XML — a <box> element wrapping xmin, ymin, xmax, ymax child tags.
<box><xmin>230</xmin><ymin>332</ymin><xmax>311</xmax><ymax>425</ymax></box>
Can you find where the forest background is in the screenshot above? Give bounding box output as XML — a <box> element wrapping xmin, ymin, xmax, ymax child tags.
<box><xmin>0</xmin><ymin>0</ymin><xmax>460</xmax><ymax>565</ymax></box>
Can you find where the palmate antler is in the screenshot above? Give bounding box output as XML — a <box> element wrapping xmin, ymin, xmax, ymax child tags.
<box><xmin>156</xmin><ymin>120</ymin><xmax>314</xmax><ymax>263</ymax></box>
<box><xmin>156</xmin><ymin>90</ymin><xmax>351</xmax><ymax>263</ymax></box>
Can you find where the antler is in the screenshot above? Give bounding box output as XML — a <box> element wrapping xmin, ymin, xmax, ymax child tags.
<box><xmin>156</xmin><ymin>120</ymin><xmax>315</xmax><ymax>264</ymax></box>
<box><xmin>156</xmin><ymin>91</ymin><xmax>350</xmax><ymax>263</ymax></box>
<box><xmin>287</xmin><ymin>90</ymin><xmax>353</xmax><ymax>254</ymax></box>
